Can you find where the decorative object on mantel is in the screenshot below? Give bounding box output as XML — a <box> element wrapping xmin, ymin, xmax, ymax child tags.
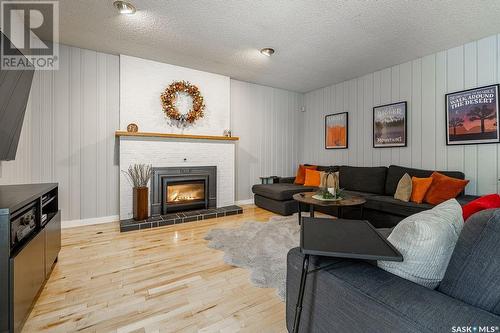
<box><xmin>126</xmin><ymin>123</ymin><xmax>138</xmax><ymax>132</ymax></box>
<box><xmin>161</xmin><ymin>80</ymin><xmax>205</xmax><ymax>126</ymax></box>
<box><xmin>122</xmin><ymin>164</ymin><xmax>152</xmax><ymax>221</ymax></box>
<box><xmin>115</xmin><ymin>130</ymin><xmax>239</xmax><ymax>141</ymax></box>
<box><xmin>223</xmin><ymin>129</ymin><xmax>232</xmax><ymax>137</ymax></box>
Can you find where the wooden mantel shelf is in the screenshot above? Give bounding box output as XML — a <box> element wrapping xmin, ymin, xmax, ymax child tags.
<box><xmin>115</xmin><ymin>130</ymin><xmax>239</xmax><ymax>141</ymax></box>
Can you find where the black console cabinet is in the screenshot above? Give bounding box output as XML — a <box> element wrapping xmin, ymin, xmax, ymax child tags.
<box><xmin>0</xmin><ymin>183</ymin><xmax>61</xmax><ymax>333</ymax></box>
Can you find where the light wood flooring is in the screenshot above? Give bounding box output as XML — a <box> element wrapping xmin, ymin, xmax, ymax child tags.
<box><xmin>23</xmin><ymin>205</ymin><xmax>287</xmax><ymax>333</ymax></box>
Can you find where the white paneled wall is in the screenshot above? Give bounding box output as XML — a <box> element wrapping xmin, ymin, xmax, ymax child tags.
<box><xmin>231</xmin><ymin>80</ymin><xmax>303</xmax><ymax>201</ymax></box>
<box><xmin>301</xmin><ymin>34</ymin><xmax>500</xmax><ymax>196</ymax></box>
<box><xmin>0</xmin><ymin>45</ymin><xmax>120</xmax><ymax>222</ymax></box>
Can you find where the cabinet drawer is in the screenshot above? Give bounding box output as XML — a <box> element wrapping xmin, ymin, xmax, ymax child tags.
<box><xmin>45</xmin><ymin>210</ymin><xmax>61</xmax><ymax>277</ymax></box>
<box><xmin>10</xmin><ymin>230</ymin><xmax>45</xmax><ymax>333</ymax></box>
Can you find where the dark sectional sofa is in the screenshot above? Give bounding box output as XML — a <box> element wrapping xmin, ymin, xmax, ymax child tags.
<box><xmin>285</xmin><ymin>208</ymin><xmax>500</xmax><ymax>332</ymax></box>
<box><xmin>252</xmin><ymin>164</ymin><xmax>478</xmax><ymax>228</ymax></box>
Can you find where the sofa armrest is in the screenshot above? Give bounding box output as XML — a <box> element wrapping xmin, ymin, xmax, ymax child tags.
<box><xmin>286</xmin><ymin>247</ymin><xmax>500</xmax><ymax>333</ymax></box>
<box><xmin>278</xmin><ymin>176</ymin><xmax>295</xmax><ymax>184</ymax></box>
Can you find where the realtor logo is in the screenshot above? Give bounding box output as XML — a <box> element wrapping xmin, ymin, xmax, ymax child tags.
<box><xmin>1</xmin><ymin>0</ymin><xmax>59</xmax><ymax>70</ymax></box>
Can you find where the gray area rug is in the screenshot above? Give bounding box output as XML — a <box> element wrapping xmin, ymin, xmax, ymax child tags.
<box><xmin>204</xmin><ymin>214</ymin><xmax>304</xmax><ymax>300</ymax></box>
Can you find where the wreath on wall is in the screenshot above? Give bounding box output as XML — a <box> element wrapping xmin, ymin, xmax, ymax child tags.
<box><xmin>160</xmin><ymin>81</ymin><xmax>205</xmax><ymax>125</ymax></box>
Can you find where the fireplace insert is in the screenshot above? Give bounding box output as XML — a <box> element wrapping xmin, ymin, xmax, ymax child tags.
<box><xmin>164</xmin><ymin>178</ymin><xmax>207</xmax><ymax>212</ymax></box>
<box><xmin>151</xmin><ymin>166</ymin><xmax>217</xmax><ymax>215</ymax></box>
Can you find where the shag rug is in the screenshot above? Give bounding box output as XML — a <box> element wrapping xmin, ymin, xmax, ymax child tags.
<box><xmin>204</xmin><ymin>214</ymin><xmax>304</xmax><ymax>300</ymax></box>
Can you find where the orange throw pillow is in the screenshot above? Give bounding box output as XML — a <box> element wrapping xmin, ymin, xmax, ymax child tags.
<box><xmin>304</xmin><ymin>169</ymin><xmax>321</xmax><ymax>186</ymax></box>
<box><xmin>410</xmin><ymin>177</ymin><xmax>433</xmax><ymax>204</ymax></box>
<box><xmin>424</xmin><ymin>172</ymin><xmax>469</xmax><ymax>205</ymax></box>
<box><xmin>294</xmin><ymin>165</ymin><xmax>317</xmax><ymax>184</ymax></box>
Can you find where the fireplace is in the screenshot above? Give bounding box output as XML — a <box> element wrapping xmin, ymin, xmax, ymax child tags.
<box><xmin>151</xmin><ymin>166</ymin><xmax>216</xmax><ymax>215</ymax></box>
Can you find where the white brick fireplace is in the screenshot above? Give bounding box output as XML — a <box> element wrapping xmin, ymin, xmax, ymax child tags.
<box><xmin>118</xmin><ymin>55</ymin><xmax>235</xmax><ymax>220</ymax></box>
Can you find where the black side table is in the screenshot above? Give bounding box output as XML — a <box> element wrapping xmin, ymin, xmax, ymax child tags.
<box><xmin>292</xmin><ymin>217</ymin><xmax>403</xmax><ymax>333</ymax></box>
<box><xmin>259</xmin><ymin>176</ymin><xmax>278</xmax><ymax>184</ymax></box>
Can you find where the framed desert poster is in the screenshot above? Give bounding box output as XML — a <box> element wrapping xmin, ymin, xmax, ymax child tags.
<box><xmin>445</xmin><ymin>84</ymin><xmax>500</xmax><ymax>145</ymax></box>
<box><xmin>325</xmin><ymin>112</ymin><xmax>348</xmax><ymax>149</ymax></box>
<box><xmin>373</xmin><ymin>101</ymin><xmax>407</xmax><ymax>148</ymax></box>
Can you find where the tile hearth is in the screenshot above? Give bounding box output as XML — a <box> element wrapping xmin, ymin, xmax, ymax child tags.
<box><xmin>120</xmin><ymin>205</ymin><xmax>243</xmax><ymax>232</ymax></box>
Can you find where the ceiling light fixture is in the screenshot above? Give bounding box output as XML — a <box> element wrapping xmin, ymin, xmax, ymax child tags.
<box><xmin>260</xmin><ymin>48</ymin><xmax>275</xmax><ymax>57</ymax></box>
<box><xmin>113</xmin><ymin>1</ymin><xmax>136</xmax><ymax>15</ymax></box>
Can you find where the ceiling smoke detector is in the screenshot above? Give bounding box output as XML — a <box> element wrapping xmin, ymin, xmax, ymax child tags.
<box><xmin>113</xmin><ymin>1</ymin><xmax>136</xmax><ymax>15</ymax></box>
<box><xmin>260</xmin><ymin>48</ymin><xmax>275</xmax><ymax>57</ymax></box>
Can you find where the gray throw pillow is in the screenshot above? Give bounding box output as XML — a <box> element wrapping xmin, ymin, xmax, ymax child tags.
<box><xmin>378</xmin><ymin>199</ymin><xmax>463</xmax><ymax>289</ymax></box>
<box><xmin>394</xmin><ymin>173</ymin><xmax>412</xmax><ymax>202</ymax></box>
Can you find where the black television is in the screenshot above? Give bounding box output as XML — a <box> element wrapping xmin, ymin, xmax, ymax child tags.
<box><xmin>0</xmin><ymin>31</ymin><xmax>35</xmax><ymax>161</ymax></box>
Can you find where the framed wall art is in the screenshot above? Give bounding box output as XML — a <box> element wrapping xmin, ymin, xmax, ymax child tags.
<box><xmin>373</xmin><ymin>101</ymin><xmax>407</xmax><ymax>148</ymax></box>
<box><xmin>325</xmin><ymin>112</ymin><xmax>348</xmax><ymax>149</ymax></box>
<box><xmin>445</xmin><ymin>84</ymin><xmax>500</xmax><ymax>145</ymax></box>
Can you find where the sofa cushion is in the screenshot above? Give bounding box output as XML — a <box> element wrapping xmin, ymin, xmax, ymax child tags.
<box><xmin>410</xmin><ymin>176</ymin><xmax>433</xmax><ymax>204</ymax></box>
<box><xmin>251</xmin><ymin>183</ymin><xmax>316</xmax><ymax>201</ymax></box>
<box><xmin>294</xmin><ymin>164</ymin><xmax>317</xmax><ymax>184</ymax></box>
<box><xmin>378</xmin><ymin>199</ymin><xmax>464</xmax><ymax>289</ymax></box>
<box><xmin>462</xmin><ymin>194</ymin><xmax>500</xmax><ymax>221</ymax></box>
<box><xmin>342</xmin><ymin>190</ymin><xmax>378</xmax><ymax>199</ymax></box>
<box><xmin>365</xmin><ymin>195</ymin><xmax>433</xmax><ymax>216</ymax></box>
<box><xmin>339</xmin><ymin>166</ymin><xmax>387</xmax><ymax>194</ymax></box>
<box><xmin>315</xmin><ymin>165</ymin><xmax>339</xmax><ymax>172</ymax></box>
<box><xmin>304</xmin><ymin>169</ymin><xmax>321</xmax><ymax>186</ymax></box>
<box><xmin>385</xmin><ymin>165</ymin><xmax>465</xmax><ymax>196</ymax></box>
<box><xmin>394</xmin><ymin>173</ymin><xmax>412</xmax><ymax>202</ymax></box>
<box><xmin>286</xmin><ymin>248</ymin><xmax>500</xmax><ymax>333</ymax></box>
<box><xmin>438</xmin><ymin>208</ymin><xmax>500</xmax><ymax>315</ymax></box>
<box><xmin>424</xmin><ymin>172</ymin><xmax>469</xmax><ymax>205</ymax></box>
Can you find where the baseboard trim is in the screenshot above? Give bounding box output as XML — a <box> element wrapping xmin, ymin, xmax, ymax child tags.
<box><xmin>62</xmin><ymin>215</ymin><xmax>119</xmax><ymax>229</ymax></box>
<box><xmin>235</xmin><ymin>198</ymin><xmax>254</xmax><ymax>205</ymax></box>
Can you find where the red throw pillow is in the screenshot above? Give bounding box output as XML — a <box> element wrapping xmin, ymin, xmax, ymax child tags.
<box><xmin>462</xmin><ymin>194</ymin><xmax>500</xmax><ymax>221</ymax></box>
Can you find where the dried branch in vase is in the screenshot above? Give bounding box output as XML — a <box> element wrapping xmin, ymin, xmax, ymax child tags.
<box><xmin>121</xmin><ymin>164</ymin><xmax>152</xmax><ymax>188</ymax></box>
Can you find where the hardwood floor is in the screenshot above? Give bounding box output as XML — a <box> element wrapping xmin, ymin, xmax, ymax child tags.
<box><xmin>23</xmin><ymin>205</ymin><xmax>288</xmax><ymax>333</ymax></box>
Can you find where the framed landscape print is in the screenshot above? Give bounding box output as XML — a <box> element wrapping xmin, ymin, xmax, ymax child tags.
<box><xmin>373</xmin><ymin>101</ymin><xmax>407</xmax><ymax>148</ymax></box>
<box><xmin>325</xmin><ymin>112</ymin><xmax>348</xmax><ymax>149</ymax></box>
<box><xmin>445</xmin><ymin>84</ymin><xmax>500</xmax><ymax>145</ymax></box>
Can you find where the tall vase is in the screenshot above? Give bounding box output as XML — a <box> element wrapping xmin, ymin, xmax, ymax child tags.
<box><xmin>133</xmin><ymin>187</ymin><xmax>148</xmax><ymax>221</ymax></box>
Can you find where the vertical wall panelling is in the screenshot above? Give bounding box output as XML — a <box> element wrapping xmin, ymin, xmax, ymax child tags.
<box><xmin>302</xmin><ymin>33</ymin><xmax>500</xmax><ymax>196</ymax></box>
<box><xmin>230</xmin><ymin>80</ymin><xmax>303</xmax><ymax>201</ymax></box>
<box><xmin>476</xmin><ymin>36</ymin><xmax>498</xmax><ymax>194</ymax></box>
<box><xmin>391</xmin><ymin>65</ymin><xmax>401</xmax><ymax>166</ymax></box>
<box><xmin>0</xmin><ymin>45</ymin><xmax>120</xmax><ymax>223</ymax></box>
<box><xmin>464</xmin><ymin>42</ymin><xmax>478</xmax><ymax>194</ymax></box>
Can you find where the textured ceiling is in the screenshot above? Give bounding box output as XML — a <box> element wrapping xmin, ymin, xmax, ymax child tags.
<box><xmin>50</xmin><ymin>0</ymin><xmax>500</xmax><ymax>92</ymax></box>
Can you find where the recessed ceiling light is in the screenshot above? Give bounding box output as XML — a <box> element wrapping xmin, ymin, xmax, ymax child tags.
<box><xmin>113</xmin><ymin>1</ymin><xmax>136</xmax><ymax>15</ymax></box>
<box><xmin>260</xmin><ymin>48</ymin><xmax>275</xmax><ymax>57</ymax></box>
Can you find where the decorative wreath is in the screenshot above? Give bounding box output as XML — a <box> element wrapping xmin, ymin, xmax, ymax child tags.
<box><xmin>160</xmin><ymin>81</ymin><xmax>205</xmax><ymax>124</ymax></box>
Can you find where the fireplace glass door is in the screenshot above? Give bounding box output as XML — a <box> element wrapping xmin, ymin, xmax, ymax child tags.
<box><xmin>165</xmin><ymin>179</ymin><xmax>207</xmax><ymax>212</ymax></box>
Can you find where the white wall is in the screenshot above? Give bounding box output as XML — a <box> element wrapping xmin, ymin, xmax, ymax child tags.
<box><xmin>0</xmin><ymin>45</ymin><xmax>120</xmax><ymax>223</ymax></box>
<box><xmin>230</xmin><ymin>80</ymin><xmax>303</xmax><ymax>201</ymax></box>
<box><xmin>301</xmin><ymin>34</ymin><xmax>500</xmax><ymax>196</ymax></box>
<box><xmin>120</xmin><ymin>55</ymin><xmax>230</xmax><ymax>135</ymax></box>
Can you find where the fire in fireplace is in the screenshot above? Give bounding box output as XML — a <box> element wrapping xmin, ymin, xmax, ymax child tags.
<box><xmin>150</xmin><ymin>166</ymin><xmax>217</xmax><ymax>215</ymax></box>
<box><xmin>167</xmin><ymin>181</ymin><xmax>205</xmax><ymax>204</ymax></box>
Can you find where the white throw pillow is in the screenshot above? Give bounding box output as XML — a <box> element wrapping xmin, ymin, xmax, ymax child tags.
<box><xmin>378</xmin><ymin>199</ymin><xmax>463</xmax><ymax>289</ymax></box>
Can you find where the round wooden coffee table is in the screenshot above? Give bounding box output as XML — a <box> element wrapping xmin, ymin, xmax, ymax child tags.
<box><xmin>292</xmin><ymin>192</ymin><xmax>366</xmax><ymax>224</ymax></box>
